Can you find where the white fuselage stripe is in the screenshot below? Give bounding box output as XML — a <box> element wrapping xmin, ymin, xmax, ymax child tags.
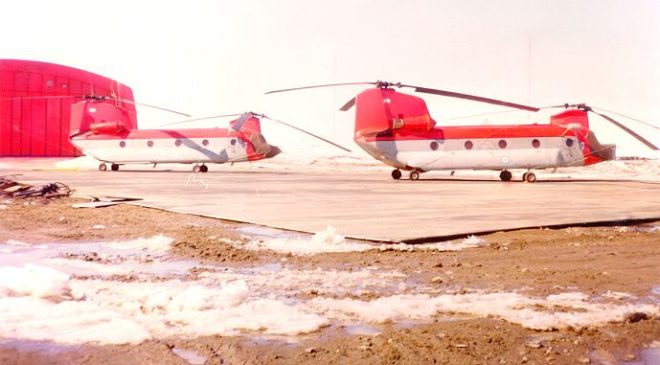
<box><xmin>359</xmin><ymin>136</ymin><xmax>585</xmax><ymax>170</ymax></box>
<box><xmin>71</xmin><ymin>137</ymin><xmax>250</xmax><ymax>164</ymax></box>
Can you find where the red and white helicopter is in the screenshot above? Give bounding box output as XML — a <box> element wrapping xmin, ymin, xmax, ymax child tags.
<box><xmin>67</xmin><ymin>96</ymin><xmax>350</xmax><ymax>172</ymax></box>
<box><xmin>267</xmin><ymin>81</ymin><xmax>658</xmax><ymax>182</ymax></box>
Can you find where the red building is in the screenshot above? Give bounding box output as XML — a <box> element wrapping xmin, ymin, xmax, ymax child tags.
<box><xmin>0</xmin><ymin>59</ymin><xmax>136</xmax><ymax>157</ymax></box>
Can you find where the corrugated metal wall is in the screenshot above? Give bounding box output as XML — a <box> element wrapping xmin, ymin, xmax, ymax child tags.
<box><xmin>0</xmin><ymin>59</ymin><xmax>137</xmax><ymax>157</ymax></box>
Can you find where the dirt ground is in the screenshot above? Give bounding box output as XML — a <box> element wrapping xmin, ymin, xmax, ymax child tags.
<box><xmin>0</xmin><ymin>196</ymin><xmax>658</xmax><ymax>365</ymax></box>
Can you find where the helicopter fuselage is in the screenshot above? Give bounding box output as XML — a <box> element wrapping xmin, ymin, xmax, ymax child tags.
<box><xmin>68</xmin><ymin>99</ymin><xmax>280</xmax><ymax>172</ymax></box>
<box><xmin>351</xmin><ymin>88</ymin><xmax>615</xmax><ymax>179</ymax></box>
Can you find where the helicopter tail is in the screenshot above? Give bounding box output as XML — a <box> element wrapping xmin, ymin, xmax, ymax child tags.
<box><xmin>550</xmin><ymin>109</ymin><xmax>615</xmax><ymax>164</ymax></box>
<box><xmin>229</xmin><ymin>113</ymin><xmax>280</xmax><ymax>160</ymax></box>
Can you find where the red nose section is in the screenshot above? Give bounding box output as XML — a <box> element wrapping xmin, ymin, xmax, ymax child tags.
<box><xmin>354</xmin><ymin>88</ymin><xmax>435</xmax><ymax>139</ymax></box>
<box><xmin>70</xmin><ymin>100</ymin><xmax>134</xmax><ymax>137</ymax></box>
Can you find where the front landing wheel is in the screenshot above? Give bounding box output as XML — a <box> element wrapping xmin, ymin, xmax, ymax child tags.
<box><xmin>111</xmin><ymin>164</ymin><xmax>119</xmax><ymax>171</ymax></box>
<box><xmin>409</xmin><ymin>171</ymin><xmax>420</xmax><ymax>181</ymax></box>
<box><xmin>98</xmin><ymin>163</ymin><xmax>107</xmax><ymax>171</ymax></box>
<box><xmin>391</xmin><ymin>169</ymin><xmax>402</xmax><ymax>180</ymax></box>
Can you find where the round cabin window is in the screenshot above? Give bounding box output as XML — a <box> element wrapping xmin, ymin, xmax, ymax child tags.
<box><xmin>498</xmin><ymin>140</ymin><xmax>507</xmax><ymax>149</ymax></box>
<box><xmin>175</xmin><ymin>139</ymin><xmax>182</xmax><ymax>147</ymax></box>
<box><xmin>532</xmin><ymin>139</ymin><xmax>541</xmax><ymax>148</ymax></box>
<box><xmin>119</xmin><ymin>141</ymin><xmax>126</xmax><ymax>148</ymax></box>
<box><xmin>147</xmin><ymin>140</ymin><xmax>154</xmax><ymax>147</ymax></box>
<box><xmin>464</xmin><ymin>140</ymin><xmax>473</xmax><ymax>150</ymax></box>
<box><xmin>430</xmin><ymin>141</ymin><xmax>439</xmax><ymax>151</ymax></box>
<box><xmin>202</xmin><ymin>139</ymin><xmax>209</xmax><ymax>146</ymax></box>
<box><xmin>566</xmin><ymin>138</ymin><xmax>574</xmax><ymax>147</ymax></box>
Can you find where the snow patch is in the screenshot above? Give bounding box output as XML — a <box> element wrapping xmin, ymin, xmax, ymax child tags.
<box><xmin>0</xmin><ymin>264</ymin><xmax>74</xmax><ymax>299</ymax></box>
<box><xmin>309</xmin><ymin>291</ymin><xmax>660</xmax><ymax>331</ymax></box>
<box><xmin>380</xmin><ymin>235</ymin><xmax>487</xmax><ymax>252</ymax></box>
<box><xmin>243</xmin><ymin>226</ymin><xmax>375</xmax><ymax>255</ymax></box>
<box><xmin>241</xmin><ymin>228</ymin><xmax>487</xmax><ymax>255</ymax></box>
<box><xmin>104</xmin><ymin>234</ymin><xmax>173</xmax><ymax>253</ymax></box>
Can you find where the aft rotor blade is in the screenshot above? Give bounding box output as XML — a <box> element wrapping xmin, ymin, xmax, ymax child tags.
<box><xmin>265</xmin><ymin>82</ymin><xmax>376</xmax><ymax>95</ymax></box>
<box><xmin>161</xmin><ymin>113</ymin><xmax>244</xmax><ymax>127</ymax></box>
<box><xmin>592</xmin><ymin>106</ymin><xmax>659</xmax><ymax>130</ymax></box>
<box><xmin>261</xmin><ymin>115</ymin><xmax>351</xmax><ymax>152</ymax></box>
<box><xmin>592</xmin><ymin>111</ymin><xmax>658</xmax><ymax>150</ymax></box>
<box><xmin>339</xmin><ymin>97</ymin><xmax>356</xmax><ymax>111</ymax></box>
<box><xmin>408</xmin><ymin>85</ymin><xmax>540</xmax><ymax>112</ymax></box>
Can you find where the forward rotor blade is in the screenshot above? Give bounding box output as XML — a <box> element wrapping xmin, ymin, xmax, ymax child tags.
<box><xmin>0</xmin><ymin>94</ymin><xmax>191</xmax><ymax>117</ymax></box>
<box><xmin>265</xmin><ymin>82</ymin><xmax>376</xmax><ymax>94</ymax></box>
<box><xmin>339</xmin><ymin>97</ymin><xmax>356</xmax><ymax>111</ymax></box>
<box><xmin>114</xmin><ymin>98</ymin><xmax>191</xmax><ymax>117</ymax></box>
<box><xmin>261</xmin><ymin>115</ymin><xmax>351</xmax><ymax>152</ymax></box>
<box><xmin>408</xmin><ymin>85</ymin><xmax>540</xmax><ymax>112</ymax></box>
<box><xmin>0</xmin><ymin>95</ymin><xmax>82</xmax><ymax>101</ymax></box>
<box><xmin>592</xmin><ymin>111</ymin><xmax>658</xmax><ymax>150</ymax></box>
<box><xmin>161</xmin><ymin>113</ymin><xmax>244</xmax><ymax>127</ymax></box>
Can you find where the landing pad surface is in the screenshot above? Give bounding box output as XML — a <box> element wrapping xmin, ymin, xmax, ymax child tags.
<box><xmin>3</xmin><ymin>164</ymin><xmax>659</xmax><ymax>242</ymax></box>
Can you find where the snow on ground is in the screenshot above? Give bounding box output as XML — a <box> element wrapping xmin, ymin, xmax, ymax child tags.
<box><xmin>310</xmin><ymin>292</ymin><xmax>660</xmax><ymax>331</ymax></box>
<box><xmin>53</xmin><ymin>155</ymin><xmax>102</xmax><ymax>170</ymax></box>
<box><xmin>238</xmin><ymin>226</ymin><xmax>488</xmax><ymax>255</ymax></box>
<box><xmin>1</xmin><ymin>235</ymin><xmax>658</xmax><ymax>346</ymax></box>
<box><xmin>555</xmin><ymin>159</ymin><xmax>660</xmax><ymax>182</ymax></box>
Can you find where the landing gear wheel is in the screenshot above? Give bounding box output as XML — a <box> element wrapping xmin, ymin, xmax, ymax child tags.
<box><xmin>193</xmin><ymin>165</ymin><xmax>201</xmax><ymax>173</ymax></box>
<box><xmin>199</xmin><ymin>165</ymin><xmax>208</xmax><ymax>173</ymax></box>
<box><xmin>524</xmin><ymin>172</ymin><xmax>537</xmax><ymax>183</ymax></box>
<box><xmin>111</xmin><ymin>164</ymin><xmax>119</xmax><ymax>171</ymax></box>
<box><xmin>409</xmin><ymin>171</ymin><xmax>420</xmax><ymax>181</ymax></box>
<box><xmin>522</xmin><ymin>172</ymin><xmax>528</xmax><ymax>181</ymax></box>
<box><xmin>391</xmin><ymin>169</ymin><xmax>402</xmax><ymax>180</ymax></box>
<box><xmin>98</xmin><ymin>163</ymin><xmax>107</xmax><ymax>171</ymax></box>
<box><xmin>499</xmin><ymin>170</ymin><xmax>512</xmax><ymax>182</ymax></box>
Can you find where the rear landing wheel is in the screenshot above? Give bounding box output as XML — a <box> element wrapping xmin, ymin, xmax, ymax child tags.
<box><xmin>499</xmin><ymin>170</ymin><xmax>512</xmax><ymax>182</ymax></box>
<box><xmin>391</xmin><ymin>169</ymin><xmax>402</xmax><ymax>180</ymax></box>
<box><xmin>98</xmin><ymin>163</ymin><xmax>107</xmax><ymax>171</ymax></box>
<box><xmin>524</xmin><ymin>172</ymin><xmax>537</xmax><ymax>183</ymax></box>
<box><xmin>111</xmin><ymin>164</ymin><xmax>119</xmax><ymax>171</ymax></box>
<box><xmin>409</xmin><ymin>171</ymin><xmax>420</xmax><ymax>181</ymax></box>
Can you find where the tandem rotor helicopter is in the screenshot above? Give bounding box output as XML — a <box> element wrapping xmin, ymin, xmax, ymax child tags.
<box><xmin>66</xmin><ymin>95</ymin><xmax>350</xmax><ymax>172</ymax></box>
<box><xmin>267</xmin><ymin>81</ymin><xmax>658</xmax><ymax>182</ymax></box>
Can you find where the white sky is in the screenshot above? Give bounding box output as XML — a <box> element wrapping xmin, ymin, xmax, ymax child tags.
<box><xmin>1</xmin><ymin>0</ymin><xmax>659</xmax><ymax>156</ymax></box>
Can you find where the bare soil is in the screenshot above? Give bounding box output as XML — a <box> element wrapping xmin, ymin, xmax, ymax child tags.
<box><xmin>0</xmin><ymin>197</ymin><xmax>658</xmax><ymax>365</ymax></box>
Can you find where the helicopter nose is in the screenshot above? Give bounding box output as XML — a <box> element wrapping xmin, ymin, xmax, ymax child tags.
<box><xmin>266</xmin><ymin>145</ymin><xmax>281</xmax><ymax>158</ymax></box>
